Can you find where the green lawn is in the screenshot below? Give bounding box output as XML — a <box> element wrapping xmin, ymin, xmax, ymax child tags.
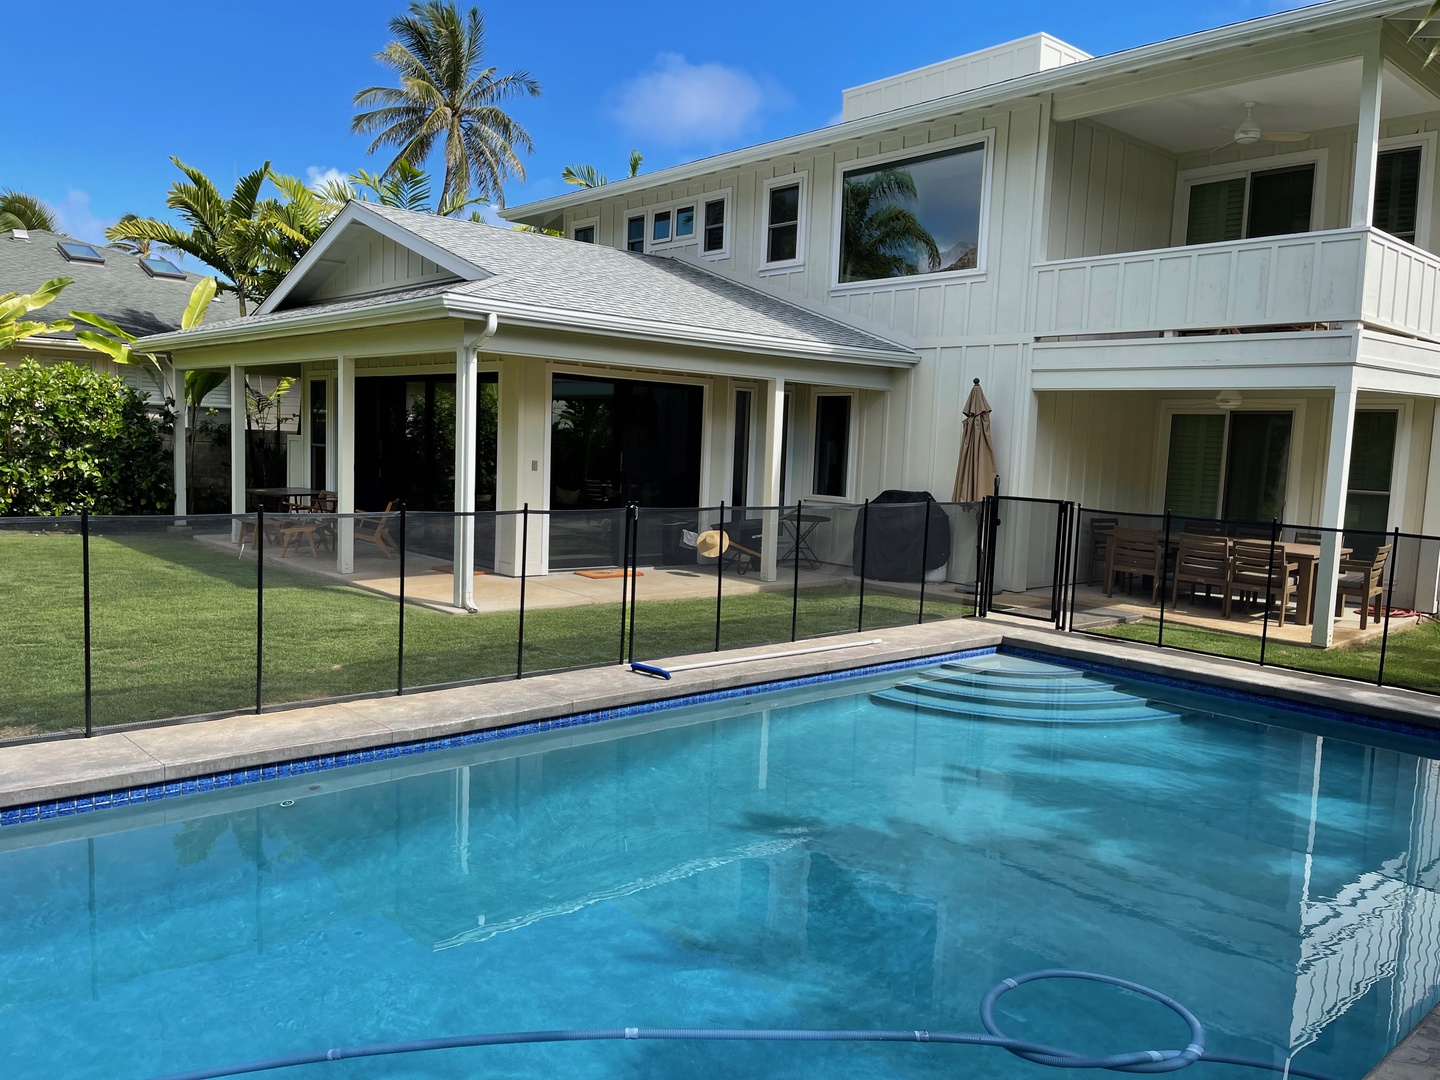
<box><xmin>1089</xmin><ymin>617</ymin><xmax>1440</xmax><ymax>695</ymax></box>
<box><xmin>0</xmin><ymin>529</ymin><xmax>971</xmax><ymax>738</ymax></box>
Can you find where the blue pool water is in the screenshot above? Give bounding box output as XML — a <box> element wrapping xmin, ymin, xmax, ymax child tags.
<box><xmin>3</xmin><ymin>651</ymin><xmax>1439</xmax><ymax>1079</ymax></box>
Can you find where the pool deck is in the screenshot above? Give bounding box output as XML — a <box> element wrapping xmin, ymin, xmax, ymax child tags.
<box><xmin>1365</xmin><ymin>1005</ymin><xmax>1440</xmax><ymax>1079</ymax></box>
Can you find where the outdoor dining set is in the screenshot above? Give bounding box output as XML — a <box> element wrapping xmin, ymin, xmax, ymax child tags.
<box><xmin>238</xmin><ymin>487</ymin><xmax>398</xmax><ymax>560</ymax></box>
<box><xmin>1094</xmin><ymin>519</ymin><xmax>1392</xmax><ymax>629</ymax></box>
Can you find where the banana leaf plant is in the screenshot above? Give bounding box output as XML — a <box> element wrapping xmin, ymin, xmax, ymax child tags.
<box><xmin>0</xmin><ymin>276</ymin><xmax>75</xmax><ymax>350</ymax></box>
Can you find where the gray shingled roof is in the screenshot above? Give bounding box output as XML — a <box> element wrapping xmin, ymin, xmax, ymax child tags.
<box><xmin>1</xmin><ymin>229</ymin><xmax>239</xmax><ymax>339</ymax></box>
<box><xmin>356</xmin><ymin>205</ymin><xmax>910</xmax><ymax>356</ymax></box>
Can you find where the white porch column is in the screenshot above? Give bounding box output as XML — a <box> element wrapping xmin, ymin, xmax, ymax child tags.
<box><xmin>229</xmin><ymin>365</ymin><xmax>246</xmax><ymax>542</ymax></box>
<box><xmin>1312</xmin><ymin>373</ymin><xmax>1360</xmax><ymax>647</ymax></box>
<box><xmin>453</xmin><ymin>340</ymin><xmax>479</xmax><ymax>610</ymax></box>
<box><xmin>1416</xmin><ymin>402</ymin><xmax>1440</xmax><ymax>613</ymax></box>
<box><xmin>1349</xmin><ymin>42</ymin><xmax>1384</xmax><ymax>228</ymax></box>
<box><xmin>172</xmin><ymin>366</ymin><xmax>187</xmax><ymax>518</ymax></box>
<box><xmin>758</xmin><ymin>377</ymin><xmax>786</xmax><ymax>582</ymax></box>
<box><xmin>335</xmin><ymin>355</ymin><xmax>356</xmax><ymax>574</ymax></box>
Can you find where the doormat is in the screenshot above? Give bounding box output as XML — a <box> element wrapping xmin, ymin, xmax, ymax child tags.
<box><xmin>574</xmin><ymin>568</ymin><xmax>644</xmax><ymax>579</ymax></box>
<box><xmin>431</xmin><ymin>565</ymin><xmax>487</xmax><ymax>575</ymax></box>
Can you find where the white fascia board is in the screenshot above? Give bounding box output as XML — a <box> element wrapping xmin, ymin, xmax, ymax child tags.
<box><xmin>254</xmin><ymin>202</ymin><xmax>492</xmax><ymax>316</ymax></box>
<box><xmin>502</xmin><ymin>0</ymin><xmax>1415</xmax><ymax>225</ymax></box>
<box><xmin>137</xmin><ymin>292</ymin><xmax>454</xmax><ymax>353</ymax></box>
<box><xmin>13</xmin><ymin>334</ymin><xmax>90</xmax><ymax>353</ymax></box>
<box><xmin>439</xmin><ymin>293</ymin><xmax>919</xmax><ymax>367</ymax></box>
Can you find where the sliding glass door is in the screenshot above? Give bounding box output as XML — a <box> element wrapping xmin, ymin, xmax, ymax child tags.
<box><xmin>1163</xmin><ymin>410</ymin><xmax>1292</xmax><ymax>524</ymax></box>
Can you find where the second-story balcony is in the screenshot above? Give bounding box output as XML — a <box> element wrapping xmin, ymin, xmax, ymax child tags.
<box><xmin>1032</xmin><ymin>226</ymin><xmax>1440</xmax><ymax>342</ymax></box>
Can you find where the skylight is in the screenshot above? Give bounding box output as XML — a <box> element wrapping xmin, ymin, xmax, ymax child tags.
<box><xmin>139</xmin><ymin>255</ymin><xmax>186</xmax><ymax>279</ymax></box>
<box><xmin>57</xmin><ymin>241</ymin><xmax>104</xmax><ymax>264</ymax></box>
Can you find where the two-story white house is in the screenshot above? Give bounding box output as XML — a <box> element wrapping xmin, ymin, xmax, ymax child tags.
<box><xmin>143</xmin><ymin>0</ymin><xmax>1440</xmax><ymax>645</ymax></box>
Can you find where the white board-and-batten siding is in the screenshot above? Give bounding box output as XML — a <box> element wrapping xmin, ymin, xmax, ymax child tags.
<box><xmin>308</xmin><ymin>234</ymin><xmax>456</xmax><ymax>303</ymax></box>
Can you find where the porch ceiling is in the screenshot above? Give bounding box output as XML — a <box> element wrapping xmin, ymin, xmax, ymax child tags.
<box><xmin>1092</xmin><ymin>58</ymin><xmax>1434</xmax><ymax>154</ymax></box>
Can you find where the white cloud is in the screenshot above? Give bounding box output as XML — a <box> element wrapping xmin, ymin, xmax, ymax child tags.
<box><xmin>51</xmin><ymin>190</ymin><xmax>117</xmax><ymax>244</ymax></box>
<box><xmin>611</xmin><ymin>53</ymin><xmax>782</xmax><ymax>146</ymax></box>
<box><xmin>305</xmin><ymin>165</ymin><xmax>348</xmax><ymax>191</ymax></box>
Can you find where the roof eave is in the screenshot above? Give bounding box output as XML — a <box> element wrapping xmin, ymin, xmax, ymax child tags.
<box><xmin>502</xmin><ymin>0</ymin><xmax>1413</xmax><ymax>224</ymax></box>
<box><xmin>137</xmin><ymin>293</ymin><xmax>455</xmax><ymax>352</ymax></box>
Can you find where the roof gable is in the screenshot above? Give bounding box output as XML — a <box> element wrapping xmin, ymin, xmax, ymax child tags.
<box><xmin>257</xmin><ymin>202</ymin><xmax>486</xmax><ymax>315</ymax></box>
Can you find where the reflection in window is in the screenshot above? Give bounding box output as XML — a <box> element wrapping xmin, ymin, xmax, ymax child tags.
<box><xmin>1346</xmin><ymin>411</ymin><xmax>1398</xmax><ymax>558</ymax></box>
<box><xmin>813</xmin><ymin>395</ymin><xmax>851</xmax><ymax>498</ymax></box>
<box><xmin>838</xmin><ymin>144</ymin><xmax>983</xmax><ymax>283</ymax></box>
<box><xmin>675</xmin><ymin>205</ymin><xmax>695</xmax><ymax>238</ymax></box>
<box><xmin>573</xmin><ymin>225</ymin><xmax>596</xmax><ymax>244</ymax></box>
<box><xmin>627</xmin><ymin>216</ymin><xmax>645</xmax><ymax>252</ymax></box>
<box><xmin>1374</xmin><ymin>148</ymin><xmax>1421</xmax><ymax>244</ymax></box>
<box><xmin>652</xmin><ymin>210</ymin><xmax>671</xmax><ymax>242</ymax></box>
<box><xmin>767</xmin><ymin>182</ymin><xmax>800</xmax><ymax>264</ymax></box>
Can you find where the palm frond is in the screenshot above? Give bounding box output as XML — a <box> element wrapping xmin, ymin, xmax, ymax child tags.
<box><xmin>0</xmin><ymin>190</ymin><xmax>58</xmax><ymax>231</ymax></box>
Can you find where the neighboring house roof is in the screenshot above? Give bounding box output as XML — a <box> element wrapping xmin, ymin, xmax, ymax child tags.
<box><xmin>141</xmin><ymin>203</ymin><xmax>916</xmax><ymax>364</ymax></box>
<box><xmin>0</xmin><ymin>229</ymin><xmax>239</xmax><ymax>341</ymax></box>
<box><xmin>501</xmin><ymin>0</ymin><xmax>1425</xmax><ymax>226</ymax></box>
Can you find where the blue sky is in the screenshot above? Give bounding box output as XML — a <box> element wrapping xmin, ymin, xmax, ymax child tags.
<box><xmin>4</xmin><ymin>0</ymin><xmax>1312</xmax><ymax>243</ymax></box>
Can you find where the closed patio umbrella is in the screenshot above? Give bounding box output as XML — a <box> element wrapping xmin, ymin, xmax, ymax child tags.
<box><xmin>953</xmin><ymin>378</ymin><xmax>996</xmax><ymax>503</ymax></box>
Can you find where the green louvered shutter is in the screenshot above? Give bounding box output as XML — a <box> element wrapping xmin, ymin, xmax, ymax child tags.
<box><xmin>1373</xmin><ymin>147</ymin><xmax>1421</xmax><ymax>243</ymax></box>
<box><xmin>1186</xmin><ymin>178</ymin><xmax>1245</xmax><ymax>245</ymax></box>
<box><xmin>1164</xmin><ymin>414</ymin><xmax>1225</xmax><ymax>519</ymax></box>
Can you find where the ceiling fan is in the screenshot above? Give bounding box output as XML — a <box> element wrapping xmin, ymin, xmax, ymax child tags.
<box><xmin>1221</xmin><ymin>101</ymin><xmax>1309</xmax><ymax>147</ymax></box>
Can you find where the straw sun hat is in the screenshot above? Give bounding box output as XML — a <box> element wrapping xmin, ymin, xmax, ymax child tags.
<box><xmin>694</xmin><ymin>530</ymin><xmax>729</xmax><ymax>559</ymax></box>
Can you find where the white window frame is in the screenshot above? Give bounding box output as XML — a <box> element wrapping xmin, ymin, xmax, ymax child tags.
<box><xmin>624</xmin><ymin>213</ymin><xmax>647</xmax><ymax>253</ymax></box>
<box><xmin>1171</xmin><ymin>148</ymin><xmax>1329</xmax><ymax>248</ymax></box>
<box><xmin>808</xmin><ymin>390</ymin><xmax>858</xmax><ymax>502</ymax></box>
<box><xmin>829</xmin><ymin>129</ymin><xmax>995</xmax><ymax>294</ymax></box>
<box><xmin>1154</xmin><ymin>397</ymin><xmax>1308</xmax><ymax>522</ymax></box>
<box><xmin>760</xmin><ymin>171</ymin><xmax>808</xmax><ymax>274</ymax></box>
<box><xmin>1376</xmin><ymin>132</ymin><xmax>1437</xmax><ymax>251</ymax></box>
<box><xmin>570</xmin><ymin>217</ymin><xmax>599</xmax><ymax>244</ymax></box>
<box><xmin>624</xmin><ymin>189</ymin><xmax>732</xmax><ymax>258</ymax></box>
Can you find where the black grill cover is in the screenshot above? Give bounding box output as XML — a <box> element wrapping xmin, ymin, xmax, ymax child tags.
<box><xmin>852</xmin><ymin>490</ymin><xmax>951</xmax><ymax>581</ymax></box>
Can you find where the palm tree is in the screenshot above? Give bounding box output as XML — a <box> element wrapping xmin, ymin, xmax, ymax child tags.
<box><xmin>106</xmin><ymin>159</ymin><xmax>272</xmax><ymax>315</ymax></box>
<box><xmin>351</xmin><ymin>1</ymin><xmax>541</xmax><ymax>210</ymax></box>
<box><xmin>561</xmin><ymin>150</ymin><xmax>643</xmax><ymax>189</ymax></box>
<box><xmin>838</xmin><ymin>168</ymin><xmax>941</xmax><ymax>283</ymax></box>
<box><xmin>0</xmin><ymin>190</ymin><xmax>58</xmax><ymax>232</ymax></box>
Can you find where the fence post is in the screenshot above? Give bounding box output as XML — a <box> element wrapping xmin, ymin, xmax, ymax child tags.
<box><xmin>82</xmin><ymin>510</ymin><xmax>92</xmax><ymax>738</ymax></box>
<box><xmin>1157</xmin><ymin>510</ymin><xmax>1171</xmax><ymax>648</ymax></box>
<box><xmin>626</xmin><ymin>504</ymin><xmax>639</xmax><ymax>664</ymax></box>
<box><xmin>255</xmin><ymin>508</ymin><xmax>264</xmax><ymax>714</ymax></box>
<box><xmin>857</xmin><ymin>498</ymin><xmax>871</xmax><ymax>634</ymax></box>
<box><xmin>1377</xmin><ymin>526</ymin><xmax>1400</xmax><ymax>687</ymax></box>
<box><xmin>1259</xmin><ymin>519</ymin><xmax>1279</xmax><ymax>668</ymax></box>
<box><xmin>618</xmin><ymin>508</ymin><xmax>632</xmax><ymax>664</ymax></box>
<box><xmin>918</xmin><ymin>496</ymin><xmax>932</xmax><ymax>626</ymax></box>
<box><xmin>973</xmin><ymin>498</ymin><xmax>986</xmax><ymax>617</ymax></box>
<box><xmin>516</xmin><ymin>505</ymin><xmax>528</xmax><ymax>679</ymax></box>
<box><xmin>714</xmin><ymin>501</ymin><xmax>725</xmax><ymax>652</ymax></box>
<box><xmin>1067</xmin><ymin>504</ymin><xmax>1083</xmax><ymax>633</ymax></box>
<box><xmin>396</xmin><ymin>504</ymin><xmax>406</xmax><ymax>696</ymax></box>
<box><xmin>791</xmin><ymin>499</ymin><xmax>802</xmax><ymax>643</ymax></box>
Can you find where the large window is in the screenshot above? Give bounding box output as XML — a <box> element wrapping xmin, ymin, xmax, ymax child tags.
<box><xmin>703</xmin><ymin>198</ymin><xmax>727</xmax><ymax>254</ymax></box>
<box><xmin>626</xmin><ymin>216</ymin><xmax>645</xmax><ymax>253</ymax></box>
<box><xmin>1185</xmin><ymin>163</ymin><xmax>1315</xmax><ymax>245</ymax></box>
<box><xmin>1163</xmin><ymin>410</ymin><xmax>1293</xmax><ymax>523</ymax></box>
<box><xmin>838</xmin><ymin>142</ymin><xmax>985</xmax><ymax>284</ymax></box>
<box><xmin>1346</xmin><ymin>410</ymin><xmax>1398</xmax><ymax>557</ymax></box>
<box><xmin>812</xmin><ymin>395</ymin><xmax>852</xmax><ymax>498</ymax></box>
<box><xmin>1374</xmin><ymin>147</ymin><xmax>1421</xmax><ymax>244</ymax></box>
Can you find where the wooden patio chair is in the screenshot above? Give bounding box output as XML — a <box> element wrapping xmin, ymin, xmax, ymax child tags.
<box><xmin>354</xmin><ymin>500</ymin><xmax>399</xmax><ymax>559</ymax></box>
<box><xmin>1335</xmin><ymin>543</ymin><xmax>1391</xmax><ymax>630</ymax></box>
<box><xmin>1232</xmin><ymin>523</ymin><xmax>1273</xmax><ymax>541</ymax></box>
<box><xmin>277</xmin><ymin>497</ymin><xmax>336</xmax><ymax>559</ymax></box>
<box><xmin>1227</xmin><ymin>540</ymin><xmax>1299</xmax><ymax>626</ymax></box>
<box><xmin>1086</xmin><ymin>517</ymin><xmax>1118</xmax><ymax>584</ymax></box>
<box><xmin>1292</xmin><ymin>529</ymin><xmax>1322</xmax><ymax>545</ymax></box>
<box><xmin>1103</xmin><ymin>526</ymin><xmax>1164</xmax><ymax>603</ymax></box>
<box><xmin>1182</xmin><ymin>519</ymin><xmax>1226</xmax><ymax>536</ymax></box>
<box><xmin>1172</xmin><ymin>534</ymin><xmax>1231</xmax><ymax>607</ymax></box>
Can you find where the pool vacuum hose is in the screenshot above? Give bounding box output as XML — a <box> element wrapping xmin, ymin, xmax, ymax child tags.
<box><xmin>151</xmin><ymin>969</ymin><xmax>1345</xmax><ymax>1080</ymax></box>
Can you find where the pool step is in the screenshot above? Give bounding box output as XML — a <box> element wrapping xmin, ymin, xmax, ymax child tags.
<box><xmin>871</xmin><ymin>685</ymin><xmax>1182</xmax><ymax>724</ymax></box>
<box><xmin>901</xmin><ymin>675</ymin><xmax>1149</xmax><ymax>712</ymax></box>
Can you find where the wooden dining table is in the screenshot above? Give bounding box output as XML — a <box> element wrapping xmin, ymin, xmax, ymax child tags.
<box><xmin>246</xmin><ymin>486</ymin><xmax>326</xmax><ymax>512</ymax></box>
<box><xmin>1162</xmin><ymin>535</ymin><xmax>1350</xmax><ymax>626</ymax></box>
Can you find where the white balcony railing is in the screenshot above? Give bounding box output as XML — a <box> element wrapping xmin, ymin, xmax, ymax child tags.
<box><xmin>1032</xmin><ymin>227</ymin><xmax>1440</xmax><ymax>342</ymax></box>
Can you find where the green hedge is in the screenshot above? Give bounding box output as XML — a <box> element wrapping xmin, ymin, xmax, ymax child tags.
<box><xmin>0</xmin><ymin>359</ymin><xmax>173</xmax><ymax>515</ymax></box>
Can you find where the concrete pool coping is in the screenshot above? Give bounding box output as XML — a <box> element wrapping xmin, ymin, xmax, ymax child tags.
<box><xmin>6</xmin><ymin>619</ymin><xmax>1440</xmax><ymax>815</ymax></box>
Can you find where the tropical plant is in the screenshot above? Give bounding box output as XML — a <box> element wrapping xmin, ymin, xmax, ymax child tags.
<box><xmin>244</xmin><ymin>375</ymin><xmax>296</xmax><ymax>488</ymax></box>
<box><xmin>561</xmin><ymin>149</ymin><xmax>643</xmax><ymax>189</ymax></box>
<box><xmin>106</xmin><ymin>159</ymin><xmax>272</xmax><ymax>315</ymax></box>
<box><xmin>107</xmin><ymin>213</ymin><xmax>179</xmax><ymax>258</ymax></box>
<box><xmin>0</xmin><ymin>360</ymin><xmax>173</xmax><ymax>515</ymax></box>
<box><xmin>0</xmin><ymin>189</ymin><xmax>58</xmax><ymax>232</ymax></box>
<box><xmin>0</xmin><ymin>276</ymin><xmax>75</xmax><ymax>350</ymax></box>
<box><xmin>837</xmin><ymin>168</ymin><xmax>941</xmax><ymax>283</ymax></box>
<box><xmin>351</xmin><ymin>1</ymin><xmax>541</xmax><ymax>210</ymax></box>
<box><xmin>71</xmin><ymin>277</ymin><xmax>216</xmax><ymax>398</ymax></box>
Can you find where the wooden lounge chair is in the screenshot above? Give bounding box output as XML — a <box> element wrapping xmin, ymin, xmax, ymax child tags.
<box><xmin>355</xmin><ymin>500</ymin><xmax>399</xmax><ymax>559</ymax></box>
<box><xmin>1227</xmin><ymin>540</ymin><xmax>1298</xmax><ymax>625</ymax></box>
<box><xmin>721</xmin><ymin>517</ymin><xmax>764</xmax><ymax>575</ymax></box>
<box><xmin>1335</xmin><ymin>544</ymin><xmax>1391</xmax><ymax>629</ymax></box>
<box><xmin>1103</xmin><ymin>526</ymin><xmax>1164</xmax><ymax>603</ymax></box>
<box><xmin>1172</xmin><ymin>534</ymin><xmax>1230</xmax><ymax>607</ymax></box>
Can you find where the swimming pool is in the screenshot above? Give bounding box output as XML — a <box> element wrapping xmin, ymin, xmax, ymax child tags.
<box><xmin>2</xmin><ymin>649</ymin><xmax>1437</xmax><ymax>1079</ymax></box>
